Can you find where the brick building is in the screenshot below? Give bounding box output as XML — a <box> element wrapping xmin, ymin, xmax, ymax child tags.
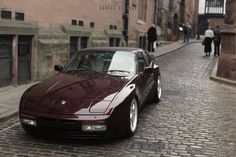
<box><xmin>0</xmin><ymin>0</ymin><xmax>199</xmax><ymax>87</ymax></box>
<box><xmin>0</xmin><ymin>0</ymin><xmax>158</xmax><ymax>87</ymax></box>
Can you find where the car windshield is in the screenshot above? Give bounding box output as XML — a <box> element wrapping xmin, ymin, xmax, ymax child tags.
<box><xmin>63</xmin><ymin>50</ymin><xmax>136</xmax><ymax>76</ymax></box>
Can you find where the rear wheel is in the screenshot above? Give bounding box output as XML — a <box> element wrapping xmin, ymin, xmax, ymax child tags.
<box><xmin>126</xmin><ymin>98</ymin><xmax>138</xmax><ymax>137</ymax></box>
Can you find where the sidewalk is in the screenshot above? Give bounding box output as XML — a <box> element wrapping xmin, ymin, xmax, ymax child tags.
<box><xmin>0</xmin><ymin>39</ymin><xmax>200</xmax><ymax>120</ymax></box>
<box><xmin>152</xmin><ymin>40</ymin><xmax>188</xmax><ymax>58</ymax></box>
<box><xmin>0</xmin><ymin>82</ymin><xmax>38</xmax><ymax>120</ymax></box>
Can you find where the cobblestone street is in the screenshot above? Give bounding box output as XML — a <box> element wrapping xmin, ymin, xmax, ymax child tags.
<box><xmin>0</xmin><ymin>43</ymin><xmax>236</xmax><ymax>157</ymax></box>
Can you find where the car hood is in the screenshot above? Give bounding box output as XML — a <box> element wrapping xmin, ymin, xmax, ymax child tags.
<box><xmin>22</xmin><ymin>73</ymin><xmax>130</xmax><ymax>115</ymax></box>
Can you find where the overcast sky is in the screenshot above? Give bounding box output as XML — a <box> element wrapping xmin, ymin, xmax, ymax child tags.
<box><xmin>198</xmin><ymin>0</ymin><xmax>205</xmax><ymax>14</ymax></box>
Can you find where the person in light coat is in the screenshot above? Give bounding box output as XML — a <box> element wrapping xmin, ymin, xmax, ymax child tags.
<box><xmin>204</xmin><ymin>27</ymin><xmax>214</xmax><ymax>56</ymax></box>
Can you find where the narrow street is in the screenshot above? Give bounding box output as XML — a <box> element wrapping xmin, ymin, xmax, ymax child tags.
<box><xmin>0</xmin><ymin>43</ymin><xmax>236</xmax><ymax>157</ymax></box>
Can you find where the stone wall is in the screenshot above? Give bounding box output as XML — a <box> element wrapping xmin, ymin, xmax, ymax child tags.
<box><xmin>0</xmin><ymin>0</ymin><xmax>157</xmax><ymax>82</ymax></box>
<box><xmin>37</xmin><ymin>28</ymin><xmax>69</xmax><ymax>80</ymax></box>
<box><xmin>217</xmin><ymin>26</ymin><xmax>236</xmax><ymax>81</ymax></box>
<box><xmin>217</xmin><ymin>0</ymin><xmax>236</xmax><ymax>81</ymax></box>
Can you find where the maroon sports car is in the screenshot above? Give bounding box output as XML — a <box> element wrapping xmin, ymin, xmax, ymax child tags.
<box><xmin>19</xmin><ymin>47</ymin><xmax>162</xmax><ymax>139</ymax></box>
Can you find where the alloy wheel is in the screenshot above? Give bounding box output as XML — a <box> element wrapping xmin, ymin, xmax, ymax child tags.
<box><xmin>157</xmin><ymin>76</ymin><xmax>162</xmax><ymax>100</ymax></box>
<box><xmin>129</xmin><ymin>99</ymin><xmax>138</xmax><ymax>132</ymax></box>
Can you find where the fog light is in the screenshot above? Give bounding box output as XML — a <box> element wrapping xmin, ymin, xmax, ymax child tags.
<box><xmin>21</xmin><ymin>118</ymin><xmax>37</xmax><ymax>126</ymax></box>
<box><xmin>82</xmin><ymin>125</ymin><xmax>107</xmax><ymax>132</ymax></box>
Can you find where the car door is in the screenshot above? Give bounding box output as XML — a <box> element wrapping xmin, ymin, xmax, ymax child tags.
<box><xmin>136</xmin><ymin>51</ymin><xmax>153</xmax><ymax>105</ymax></box>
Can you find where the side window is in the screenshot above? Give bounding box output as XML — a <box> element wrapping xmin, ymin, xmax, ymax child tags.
<box><xmin>137</xmin><ymin>52</ymin><xmax>148</xmax><ymax>73</ymax></box>
<box><xmin>142</xmin><ymin>51</ymin><xmax>151</xmax><ymax>66</ymax></box>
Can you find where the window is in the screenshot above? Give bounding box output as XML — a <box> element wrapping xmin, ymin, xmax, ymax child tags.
<box><xmin>137</xmin><ymin>52</ymin><xmax>147</xmax><ymax>73</ymax></box>
<box><xmin>90</xmin><ymin>22</ymin><xmax>95</xmax><ymax>28</ymax></box>
<box><xmin>1</xmin><ymin>10</ymin><xmax>11</xmax><ymax>19</ymax></box>
<box><xmin>71</xmin><ymin>19</ymin><xmax>77</xmax><ymax>25</ymax></box>
<box><xmin>115</xmin><ymin>38</ymin><xmax>120</xmax><ymax>46</ymax></box>
<box><xmin>0</xmin><ymin>36</ymin><xmax>12</xmax><ymax>58</ymax></box>
<box><xmin>138</xmin><ymin>0</ymin><xmax>147</xmax><ymax>21</ymax></box>
<box><xmin>109</xmin><ymin>25</ymin><xmax>113</xmax><ymax>30</ymax></box>
<box><xmin>69</xmin><ymin>37</ymin><xmax>78</xmax><ymax>58</ymax></box>
<box><xmin>70</xmin><ymin>36</ymin><xmax>89</xmax><ymax>58</ymax></box>
<box><xmin>109</xmin><ymin>25</ymin><xmax>117</xmax><ymax>30</ymax></box>
<box><xmin>64</xmin><ymin>50</ymin><xmax>135</xmax><ymax>76</ymax></box>
<box><xmin>142</xmin><ymin>51</ymin><xmax>151</xmax><ymax>65</ymax></box>
<box><xmin>78</xmin><ymin>20</ymin><xmax>84</xmax><ymax>26</ymax></box>
<box><xmin>109</xmin><ymin>38</ymin><xmax>120</xmax><ymax>47</ymax></box>
<box><xmin>109</xmin><ymin>38</ymin><xmax>115</xmax><ymax>47</ymax></box>
<box><xmin>80</xmin><ymin>37</ymin><xmax>88</xmax><ymax>49</ymax></box>
<box><xmin>15</xmin><ymin>12</ymin><xmax>24</xmax><ymax>21</ymax></box>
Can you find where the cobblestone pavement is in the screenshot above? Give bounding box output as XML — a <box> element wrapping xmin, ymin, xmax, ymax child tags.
<box><xmin>1</xmin><ymin>43</ymin><xmax>236</xmax><ymax>157</ymax></box>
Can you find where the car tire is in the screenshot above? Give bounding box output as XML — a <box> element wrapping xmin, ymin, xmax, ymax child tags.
<box><xmin>126</xmin><ymin>98</ymin><xmax>138</xmax><ymax>137</ymax></box>
<box><xmin>21</xmin><ymin>124</ymin><xmax>38</xmax><ymax>136</ymax></box>
<box><xmin>149</xmin><ymin>74</ymin><xmax>162</xmax><ymax>103</ymax></box>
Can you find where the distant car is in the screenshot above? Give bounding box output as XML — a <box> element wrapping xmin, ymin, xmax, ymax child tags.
<box><xmin>19</xmin><ymin>47</ymin><xmax>162</xmax><ymax>139</ymax></box>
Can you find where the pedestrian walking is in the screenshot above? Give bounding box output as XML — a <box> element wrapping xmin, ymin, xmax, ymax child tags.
<box><xmin>187</xmin><ymin>23</ymin><xmax>192</xmax><ymax>39</ymax></box>
<box><xmin>203</xmin><ymin>27</ymin><xmax>214</xmax><ymax>56</ymax></box>
<box><xmin>213</xmin><ymin>25</ymin><xmax>221</xmax><ymax>56</ymax></box>
<box><xmin>147</xmin><ymin>24</ymin><xmax>157</xmax><ymax>52</ymax></box>
<box><xmin>183</xmin><ymin>23</ymin><xmax>190</xmax><ymax>43</ymax></box>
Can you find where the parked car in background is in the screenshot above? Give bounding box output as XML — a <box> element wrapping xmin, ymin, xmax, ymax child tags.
<box><xmin>19</xmin><ymin>47</ymin><xmax>162</xmax><ymax>139</ymax></box>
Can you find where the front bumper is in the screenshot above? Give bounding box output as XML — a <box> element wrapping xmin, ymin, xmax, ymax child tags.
<box><xmin>19</xmin><ymin>112</ymin><xmax>126</xmax><ymax>139</ymax></box>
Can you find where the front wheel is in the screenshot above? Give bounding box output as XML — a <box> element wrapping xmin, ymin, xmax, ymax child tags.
<box><xmin>126</xmin><ymin>98</ymin><xmax>138</xmax><ymax>137</ymax></box>
<box><xmin>156</xmin><ymin>75</ymin><xmax>162</xmax><ymax>102</ymax></box>
<box><xmin>148</xmin><ymin>74</ymin><xmax>162</xmax><ymax>103</ymax></box>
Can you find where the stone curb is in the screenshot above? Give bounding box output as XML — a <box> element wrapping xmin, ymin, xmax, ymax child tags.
<box><xmin>210</xmin><ymin>59</ymin><xmax>236</xmax><ymax>87</ymax></box>
<box><xmin>154</xmin><ymin>43</ymin><xmax>188</xmax><ymax>58</ymax></box>
<box><xmin>0</xmin><ymin>111</ymin><xmax>19</xmax><ymax>122</ymax></box>
<box><xmin>154</xmin><ymin>40</ymin><xmax>201</xmax><ymax>58</ymax></box>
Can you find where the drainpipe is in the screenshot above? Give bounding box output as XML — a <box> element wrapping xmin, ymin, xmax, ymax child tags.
<box><xmin>154</xmin><ymin>0</ymin><xmax>157</xmax><ymax>25</ymax></box>
<box><xmin>122</xmin><ymin>0</ymin><xmax>129</xmax><ymax>46</ymax></box>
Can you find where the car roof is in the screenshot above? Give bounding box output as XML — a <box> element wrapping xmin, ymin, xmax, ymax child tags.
<box><xmin>80</xmin><ymin>47</ymin><xmax>143</xmax><ymax>53</ymax></box>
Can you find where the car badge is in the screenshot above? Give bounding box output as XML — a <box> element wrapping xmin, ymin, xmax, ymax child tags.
<box><xmin>61</xmin><ymin>100</ymin><xmax>66</xmax><ymax>105</ymax></box>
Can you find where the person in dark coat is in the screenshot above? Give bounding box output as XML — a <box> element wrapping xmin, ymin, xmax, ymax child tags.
<box><xmin>147</xmin><ymin>24</ymin><xmax>157</xmax><ymax>52</ymax></box>
<box><xmin>213</xmin><ymin>25</ymin><xmax>221</xmax><ymax>56</ymax></box>
<box><xmin>183</xmin><ymin>23</ymin><xmax>190</xmax><ymax>43</ymax></box>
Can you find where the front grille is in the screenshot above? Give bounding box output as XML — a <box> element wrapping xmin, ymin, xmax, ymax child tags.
<box><xmin>36</xmin><ymin>118</ymin><xmax>105</xmax><ymax>139</ymax></box>
<box><xmin>41</xmin><ymin>129</ymin><xmax>101</xmax><ymax>139</ymax></box>
<box><xmin>38</xmin><ymin>118</ymin><xmax>80</xmax><ymax>131</ymax></box>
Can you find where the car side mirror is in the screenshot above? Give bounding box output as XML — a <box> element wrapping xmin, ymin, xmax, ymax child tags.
<box><xmin>143</xmin><ymin>67</ymin><xmax>153</xmax><ymax>75</ymax></box>
<box><xmin>54</xmin><ymin>65</ymin><xmax>63</xmax><ymax>72</ymax></box>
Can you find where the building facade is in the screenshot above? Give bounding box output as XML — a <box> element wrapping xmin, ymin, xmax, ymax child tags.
<box><xmin>0</xmin><ymin>0</ymin><xmax>158</xmax><ymax>87</ymax></box>
<box><xmin>156</xmin><ymin>0</ymin><xmax>199</xmax><ymax>41</ymax></box>
<box><xmin>198</xmin><ymin>0</ymin><xmax>225</xmax><ymax>35</ymax></box>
